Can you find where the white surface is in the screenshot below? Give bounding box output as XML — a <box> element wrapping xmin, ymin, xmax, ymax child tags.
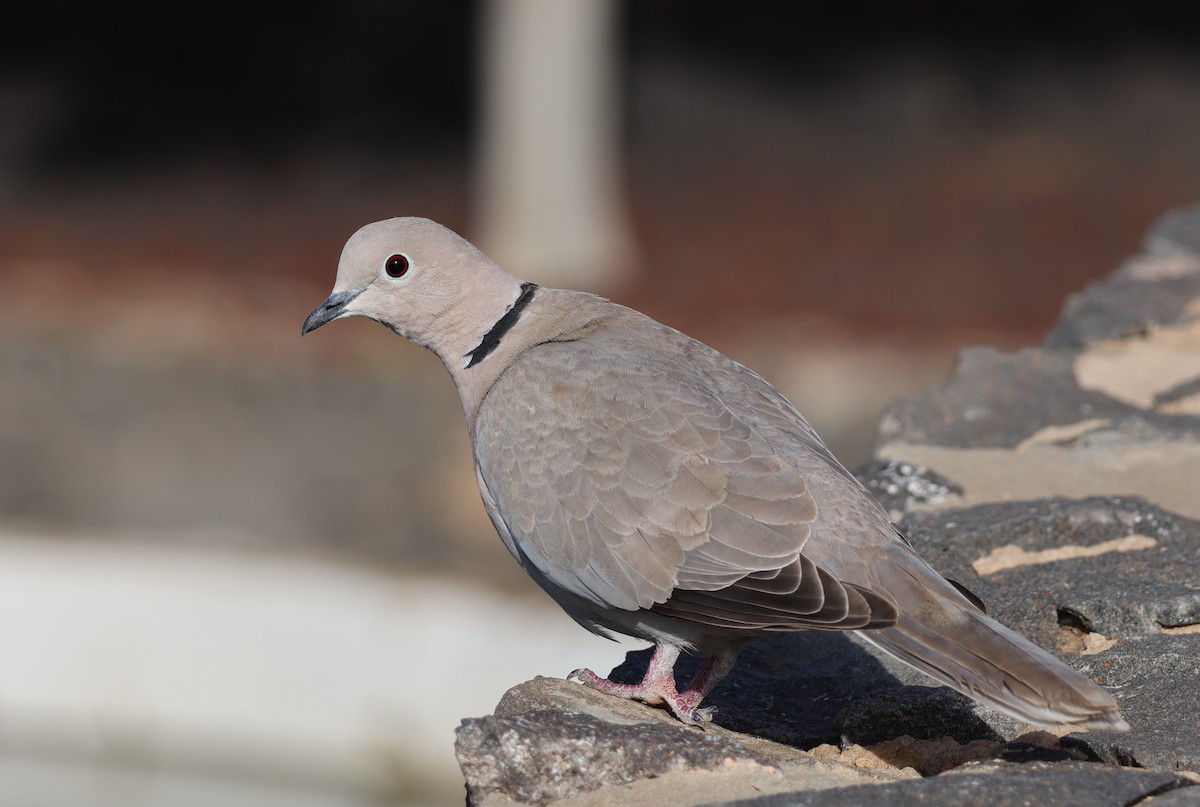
<box><xmin>0</xmin><ymin>532</ymin><xmax>638</xmax><ymax>802</ymax></box>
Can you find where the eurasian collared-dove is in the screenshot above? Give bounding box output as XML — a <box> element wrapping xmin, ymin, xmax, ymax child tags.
<box><xmin>303</xmin><ymin>217</ymin><xmax>1128</xmax><ymax>731</ymax></box>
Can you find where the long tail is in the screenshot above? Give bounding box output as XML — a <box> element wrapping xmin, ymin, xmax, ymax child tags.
<box><xmin>857</xmin><ymin>561</ymin><xmax>1129</xmax><ymax>731</ymax></box>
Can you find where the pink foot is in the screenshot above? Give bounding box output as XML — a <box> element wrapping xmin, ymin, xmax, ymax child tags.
<box><xmin>567</xmin><ymin>644</ymin><xmax>736</xmax><ymax>727</ymax></box>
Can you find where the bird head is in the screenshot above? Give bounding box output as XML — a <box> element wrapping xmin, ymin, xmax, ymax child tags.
<box><xmin>302</xmin><ymin>217</ymin><xmax>525</xmax><ymax>366</ymax></box>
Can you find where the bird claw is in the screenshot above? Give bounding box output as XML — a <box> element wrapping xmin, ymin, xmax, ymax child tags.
<box><xmin>676</xmin><ymin>705</ymin><xmax>717</xmax><ymax>727</ymax></box>
<box><xmin>568</xmin><ymin>668</ymin><xmax>605</xmax><ymax>687</ymax></box>
<box><xmin>568</xmin><ymin>666</ymin><xmax>718</xmax><ymax>728</ymax></box>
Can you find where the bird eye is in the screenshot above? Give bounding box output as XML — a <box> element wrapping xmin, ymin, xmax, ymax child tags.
<box><xmin>385</xmin><ymin>253</ymin><xmax>410</xmax><ymax>278</ymax></box>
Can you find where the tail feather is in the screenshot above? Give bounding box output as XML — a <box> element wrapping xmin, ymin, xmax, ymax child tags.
<box><xmin>858</xmin><ymin>600</ymin><xmax>1128</xmax><ymax>731</ymax></box>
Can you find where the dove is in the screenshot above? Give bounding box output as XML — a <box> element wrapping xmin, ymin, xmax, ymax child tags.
<box><xmin>302</xmin><ymin>217</ymin><xmax>1128</xmax><ymax>731</ymax></box>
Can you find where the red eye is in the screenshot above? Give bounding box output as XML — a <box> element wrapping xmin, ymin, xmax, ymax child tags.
<box><xmin>385</xmin><ymin>254</ymin><xmax>410</xmax><ymax>278</ymax></box>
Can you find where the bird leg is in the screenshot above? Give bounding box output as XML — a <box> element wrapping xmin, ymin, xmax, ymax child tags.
<box><xmin>569</xmin><ymin>643</ymin><xmax>737</xmax><ymax>726</ymax></box>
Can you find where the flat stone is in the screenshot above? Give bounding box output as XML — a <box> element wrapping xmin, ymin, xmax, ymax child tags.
<box><xmin>458</xmin><ymin>677</ymin><xmax>897</xmax><ymax>807</ymax></box>
<box><xmin>1155</xmin><ymin>376</ymin><xmax>1200</xmax><ymax>410</ymax></box>
<box><xmin>1146</xmin><ymin>201</ymin><xmax>1200</xmax><ymax>255</ymax></box>
<box><xmin>838</xmin><ymin>686</ymin><xmax>1002</xmax><ymax>746</ymax></box>
<box><xmin>873</xmin><ymin>207</ymin><xmax>1200</xmax><ymax>522</ymax></box>
<box><xmin>1047</xmin><ymin>271</ymin><xmax>1200</xmax><ymax>349</ymax></box>
<box><xmin>739</xmin><ymin>762</ymin><xmax>1197</xmax><ymax>807</ymax></box>
<box><xmin>1060</xmin><ymin>633</ymin><xmax>1200</xmax><ymax>773</ymax></box>
<box><xmin>1144</xmin><ymin>785</ymin><xmax>1200</xmax><ymax>806</ymax></box>
<box><xmin>873</xmin><ymin>430</ymin><xmax>1200</xmax><ymax>521</ymax></box>
<box><xmin>896</xmin><ymin>496</ymin><xmax>1200</xmax><ymax>650</ymax></box>
<box><xmin>1047</xmin><ymin>202</ymin><xmax>1200</xmax><ymax>349</ymax></box>
<box><xmin>456</xmin><ymin>710</ymin><xmax>765</xmax><ymax>806</ymax></box>
<box><xmin>875</xmin><ymin>347</ymin><xmax>1139</xmax><ymax>450</ymax></box>
<box><xmin>892</xmin><ymin>496</ymin><xmax>1200</xmax><ymax>773</ymax></box>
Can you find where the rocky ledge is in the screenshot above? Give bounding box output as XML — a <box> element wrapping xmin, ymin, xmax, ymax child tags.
<box><xmin>455</xmin><ymin>205</ymin><xmax>1200</xmax><ymax>806</ymax></box>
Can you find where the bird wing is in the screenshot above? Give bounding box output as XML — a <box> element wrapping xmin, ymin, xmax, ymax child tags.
<box><xmin>472</xmin><ymin>328</ymin><xmax>896</xmax><ymax>631</ymax></box>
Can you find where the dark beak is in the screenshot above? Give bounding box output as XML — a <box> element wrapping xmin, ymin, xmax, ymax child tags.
<box><xmin>302</xmin><ymin>290</ymin><xmax>361</xmax><ymax>335</ymax></box>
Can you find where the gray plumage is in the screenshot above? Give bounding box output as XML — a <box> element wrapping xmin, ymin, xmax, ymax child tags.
<box><xmin>303</xmin><ymin>217</ymin><xmax>1128</xmax><ymax>732</ymax></box>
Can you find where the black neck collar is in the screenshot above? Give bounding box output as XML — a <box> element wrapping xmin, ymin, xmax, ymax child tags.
<box><xmin>464</xmin><ymin>283</ymin><xmax>537</xmax><ymax>368</ymax></box>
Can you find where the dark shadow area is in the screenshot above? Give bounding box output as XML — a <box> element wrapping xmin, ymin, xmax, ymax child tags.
<box><xmin>610</xmin><ymin>632</ymin><xmax>1113</xmax><ymax>775</ymax></box>
<box><xmin>4</xmin><ymin>2</ymin><xmax>1199</xmax><ymax>176</ymax></box>
<box><xmin>609</xmin><ymin>632</ymin><xmax>980</xmax><ymax>748</ymax></box>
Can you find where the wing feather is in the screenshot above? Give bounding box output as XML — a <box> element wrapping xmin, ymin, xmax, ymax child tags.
<box><xmin>473</xmin><ymin>329</ymin><xmax>896</xmax><ymax>633</ymax></box>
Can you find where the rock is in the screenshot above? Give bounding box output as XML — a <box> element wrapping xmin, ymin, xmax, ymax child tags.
<box><xmin>1146</xmin><ymin>785</ymin><xmax>1200</xmax><ymax>806</ymax></box>
<box><xmin>893</xmin><ymin>496</ymin><xmax>1200</xmax><ymax>649</ymax></box>
<box><xmin>862</xmin><ymin>199</ymin><xmax>1200</xmax><ymax>781</ymax></box>
<box><xmin>838</xmin><ymin>686</ymin><xmax>1002</xmax><ymax>747</ymax></box>
<box><xmin>886</xmin><ymin>495</ymin><xmax>1200</xmax><ymax>773</ymax></box>
<box><xmin>738</xmin><ymin>762</ymin><xmax>1197</xmax><ymax>807</ymax></box>
<box><xmin>856</xmin><ymin>459</ymin><xmax>964</xmax><ymax>517</ymax></box>
<box><xmin>1047</xmin><ymin>202</ymin><xmax>1200</xmax><ymax>349</ymax></box>
<box><xmin>456</xmin><ymin>677</ymin><xmax>906</xmax><ymax>806</ymax></box>
<box><xmin>1147</xmin><ymin>201</ymin><xmax>1200</xmax><ymax>254</ymax></box>
<box><xmin>818</xmin><ymin>736</ymin><xmax>1003</xmax><ymax>779</ymax></box>
<box><xmin>1060</xmin><ymin>633</ymin><xmax>1200</xmax><ymax>772</ymax></box>
<box><xmin>876</xmin><ymin>347</ymin><xmax>1142</xmax><ymax>450</ymax></box>
<box><xmin>873</xmin><ymin>202</ymin><xmax>1200</xmax><ymax>521</ymax></box>
<box><xmin>455</xmin><ymin>710</ymin><xmax>769</xmax><ymax>806</ymax></box>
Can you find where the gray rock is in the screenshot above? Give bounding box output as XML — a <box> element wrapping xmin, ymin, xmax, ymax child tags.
<box><xmin>456</xmin><ymin>710</ymin><xmax>764</xmax><ymax>805</ymax></box>
<box><xmin>838</xmin><ymin>686</ymin><xmax>1002</xmax><ymax>746</ymax></box>
<box><xmin>1047</xmin><ymin>202</ymin><xmax>1200</xmax><ymax>349</ymax></box>
<box><xmin>889</xmin><ymin>495</ymin><xmax>1200</xmax><ymax>772</ymax></box>
<box><xmin>458</xmin><ymin>677</ymin><xmax>902</xmax><ymax>806</ymax></box>
<box><xmin>1060</xmin><ymin>633</ymin><xmax>1200</xmax><ymax>772</ymax></box>
<box><xmin>877</xmin><ymin>203</ymin><xmax>1200</xmax><ymax>454</ymax></box>
<box><xmin>875</xmin><ymin>347</ymin><xmax>1140</xmax><ymax>449</ymax></box>
<box><xmin>735</xmin><ymin>762</ymin><xmax>1197</xmax><ymax>807</ymax></box>
<box><xmin>1146</xmin><ymin>201</ymin><xmax>1200</xmax><ymax>254</ymax></box>
<box><xmin>855</xmin><ymin>459</ymin><xmax>963</xmax><ymax>516</ymax></box>
<box><xmin>1155</xmin><ymin>376</ymin><xmax>1200</xmax><ymax>409</ymax></box>
<box><xmin>1146</xmin><ymin>785</ymin><xmax>1200</xmax><ymax>806</ymax></box>
<box><xmin>1047</xmin><ymin>271</ymin><xmax>1200</xmax><ymax>349</ymax></box>
<box><xmin>896</xmin><ymin>496</ymin><xmax>1200</xmax><ymax>649</ymax></box>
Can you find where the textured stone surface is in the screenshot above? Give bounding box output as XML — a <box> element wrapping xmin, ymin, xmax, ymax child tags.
<box><xmin>1048</xmin><ymin>202</ymin><xmax>1200</xmax><ymax>349</ymax></box>
<box><xmin>862</xmin><ymin>203</ymin><xmax>1200</xmax><ymax>784</ymax></box>
<box><xmin>894</xmin><ymin>496</ymin><xmax>1200</xmax><ymax>650</ymax></box>
<box><xmin>459</xmin><ymin>677</ymin><xmax>899</xmax><ymax>806</ymax></box>
<box><xmin>1148</xmin><ymin>201</ymin><xmax>1200</xmax><ymax>254</ymax></box>
<box><xmin>887</xmin><ymin>495</ymin><xmax>1200</xmax><ymax>773</ymax></box>
<box><xmin>490</xmin><ymin>676</ymin><xmax>919</xmax><ymax>784</ymax></box>
<box><xmin>876</xmin><ymin>347</ymin><xmax>1142</xmax><ymax>449</ymax></box>
<box><xmin>740</xmin><ymin>762</ymin><xmax>1197</xmax><ymax>807</ymax></box>
<box><xmin>856</xmin><ymin>459</ymin><xmax>964</xmax><ymax>517</ymax></box>
<box><xmin>1148</xmin><ymin>785</ymin><xmax>1200</xmax><ymax>806</ymax></box>
<box><xmin>874</xmin><ymin>205</ymin><xmax>1200</xmax><ymax>523</ymax></box>
<box><xmin>1060</xmin><ymin>633</ymin><xmax>1200</xmax><ymax>772</ymax></box>
<box><xmin>456</xmin><ymin>710</ymin><xmax>768</xmax><ymax>805</ymax></box>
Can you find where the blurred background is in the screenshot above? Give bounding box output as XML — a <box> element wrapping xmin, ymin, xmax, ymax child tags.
<box><xmin>2</xmin><ymin>1</ymin><xmax>1200</xmax><ymax>804</ymax></box>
